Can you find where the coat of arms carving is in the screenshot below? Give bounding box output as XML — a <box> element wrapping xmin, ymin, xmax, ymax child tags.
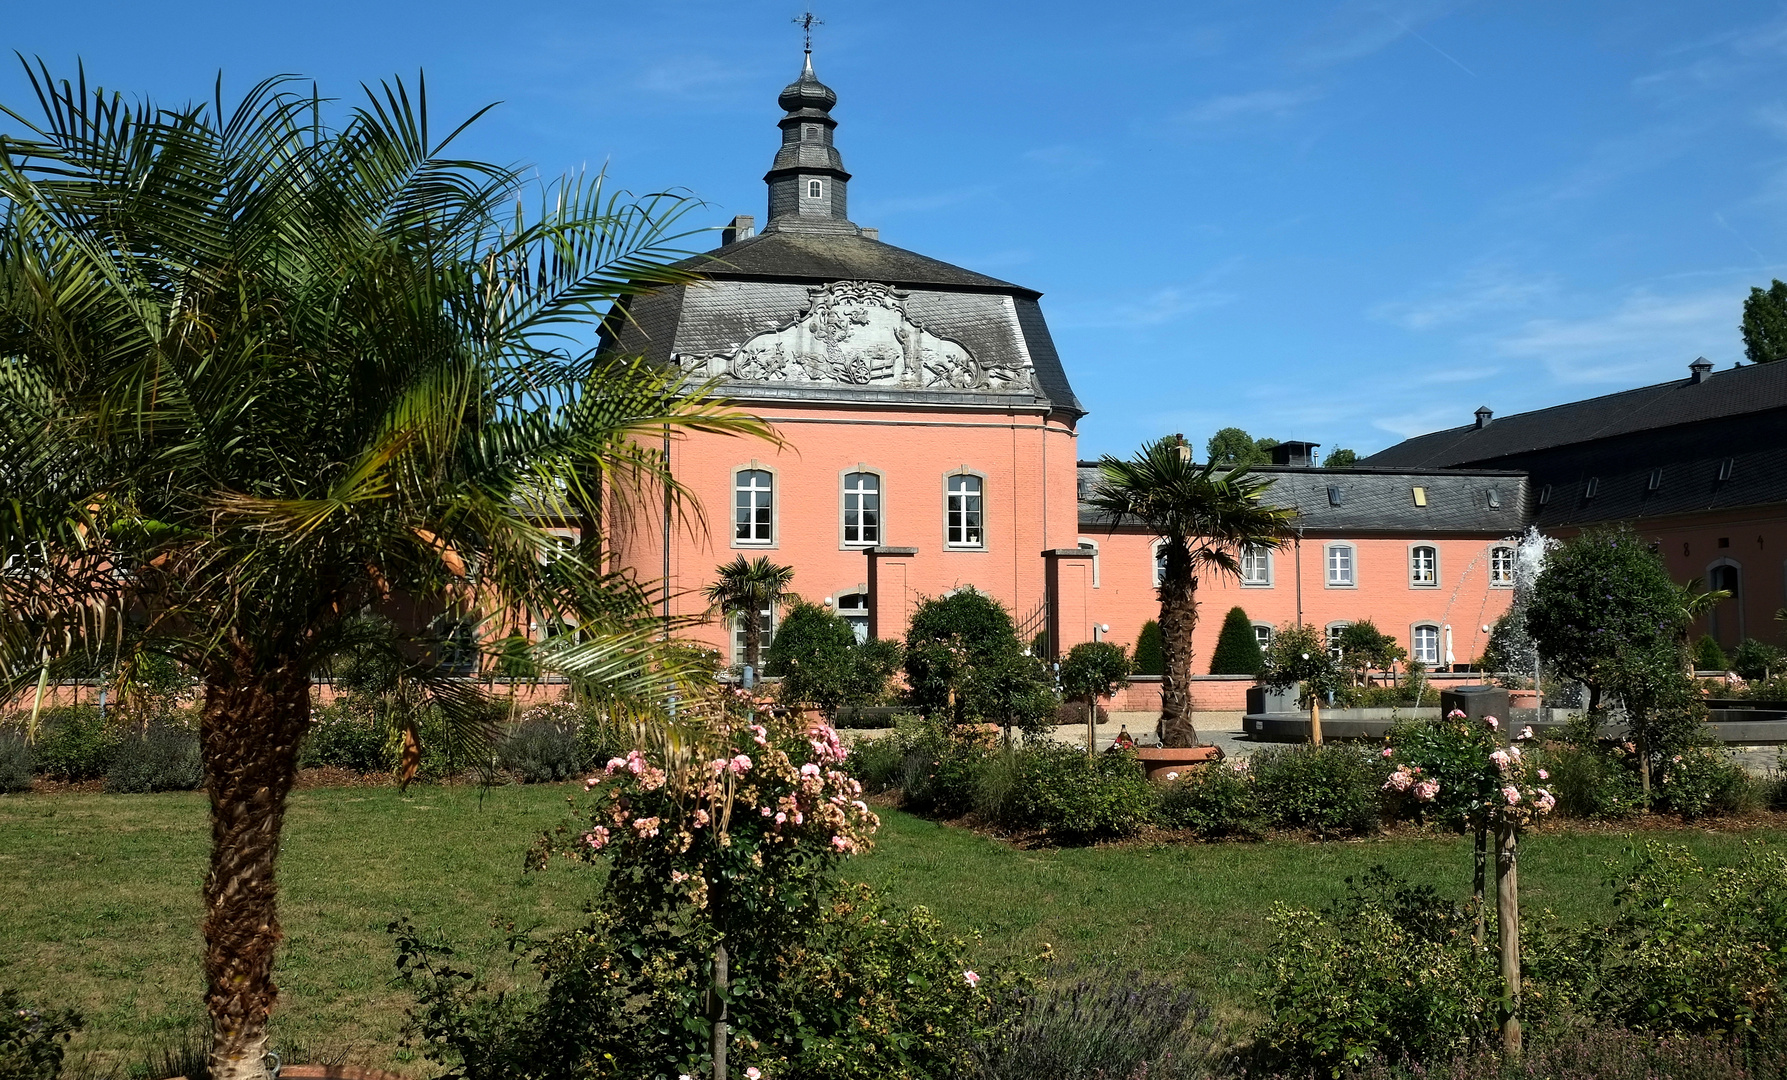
<box><xmin>680</xmin><ymin>281</ymin><xmax>1030</xmax><ymax>392</ymax></box>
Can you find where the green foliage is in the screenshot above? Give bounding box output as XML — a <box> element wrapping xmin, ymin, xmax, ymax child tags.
<box><xmin>767</xmin><ymin>602</ymin><xmax>902</xmax><ymax>715</ymax></box>
<box><xmin>1252</xmin><ymin>867</ymin><xmax>1497</xmax><ymax>1076</ymax></box>
<box><xmin>1205</xmin><ymin>426</ymin><xmax>1277</xmax><ymax>466</ymax></box>
<box><xmin>1535</xmin><ymin>842</ymin><xmax>1787</xmax><ymax>1034</ymax></box>
<box><xmin>494</xmin><ymin>635</ymin><xmax>540</xmax><ymax>680</ymax></box>
<box><xmin>1156</xmin><ymin>762</ymin><xmax>1265</xmax><ymax>839</ymax></box>
<box><xmin>904</xmin><ymin>588</ymin><xmax>1056</xmax><ymax>731</ymax></box>
<box><xmin>1059</xmin><ymin>641</ymin><xmax>1132</xmax><ymax>704</ymax></box>
<box><xmin>1655</xmin><ymin>746</ymin><xmax>1755</xmax><ymax>820</ymax></box>
<box><xmin>1693</xmin><ymin>634</ymin><xmax>1730</xmax><ymax>672</ymax></box>
<box><xmin>1526</xmin><ymin>525</ymin><xmax>1686</xmax><ymax>709</ymax></box>
<box><xmin>1133</xmin><ymin>620</ymin><xmax>1164</xmax><ymax>676</ymax></box>
<box><xmin>299</xmin><ymin>699</ymin><xmax>391</xmax><ymax>773</ymax></box>
<box><xmin>704</xmin><ymin>554</ymin><xmax>797</xmax><ymax>671</ymax></box>
<box><xmin>1208</xmin><ymin>607</ymin><xmax>1264</xmax><ymax>675</ymax></box>
<box><xmin>843</xmin><ymin>723</ymin><xmax>914</xmax><ymax>794</ymax></box>
<box><xmin>1258</xmin><ymin>623</ymin><xmax>1345</xmax><ymax>703</ymax></box>
<box><xmin>1248</xmin><ymin>744</ymin><xmax>1385</xmax><ymax>838</ymax></box>
<box><xmin>1322</xmin><ymin>448</ymin><xmax>1358</xmax><ymax>468</ymax></box>
<box><xmin>1732</xmin><ymin>637</ymin><xmax>1786</xmax><ymax>681</ymax></box>
<box><xmin>0</xmin><ymin>989</ymin><xmax>82</xmax><ymax>1080</ymax></box>
<box><xmin>104</xmin><ymin>723</ymin><xmax>203</xmax><ymax>794</ymax></box>
<box><xmin>998</xmin><ymin>744</ymin><xmax>1157</xmax><ymax>844</ymax></box>
<box><xmin>1336</xmin><ymin>621</ymin><xmax>1405</xmax><ymax>681</ymax></box>
<box><xmin>0</xmin><ymin>733</ymin><xmax>32</xmax><ymax>794</ymax></box>
<box><xmin>1743</xmin><ymin>279</ymin><xmax>1787</xmax><ymax>363</ymax></box>
<box><xmin>1540</xmin><ymin>716</ymin><xmax>1646</xmax><ymax>820</ymax></box>
<box><xmin>31</xmin><ymin>708</ymin><xmax>118</xmax><ymax>782</ymax></box>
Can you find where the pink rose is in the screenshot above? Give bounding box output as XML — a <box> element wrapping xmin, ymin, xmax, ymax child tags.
<box><xmin>729</xmin><ymin>754</ymin><xmax>753</xmax><ymax>775</ymax></box>
<box><xmin>1537</xmin><ymin>769</ymin><xmax>1549</xmax><ymax>780</ymax></box>
<box><xmin>1490</xmin><ymin>749</ymin><xmax>1511</xmax><ymax>772</ymax></box>
<box><xmin>963</xmin><ymin>970</ymin><xmax>981</xmax><ymax>987</ymax></box>
<box><xmin>1502</xmin><ymin>786</ymin><xmax>1520</xmax><ymax>805</ymax></box>
<box><xmin>1484</xmin><ymin>716</ymin><xmax>1500</xmax><ymax>731</ymax></box>
<box><xmin>583</xmin><ymin>826</ymin><xmax>610</xmax><ymax>850</ymax></box>
<box><xmin>1414</xmin><ymin>780</ymin><xmax>1440</xmax><ymax>802</ymax></box>
<box><xmin>745</xmin><ymin>1069</ymin><xmax>762</xmax><ymax>1080</ymax></box>
<box><xmin>1517</xmin><ymin>726</ymin><xmax>1534</xmax><ymax>741</ymax></box>
<box><xmin>1382</xmin><ymin>747</ymin><xmax>1395</xmax><ymax>758</ymax></box>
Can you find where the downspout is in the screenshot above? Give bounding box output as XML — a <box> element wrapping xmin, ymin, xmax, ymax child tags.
<box><xmin>662</xmin><ymin>427</ymin><xmax>672</xmax><ymax>638</ymax></box>
<box><xmin>1294</xmin><ymin>526</ymin><xmax>1304</xmax><ymax>627</ymax></box>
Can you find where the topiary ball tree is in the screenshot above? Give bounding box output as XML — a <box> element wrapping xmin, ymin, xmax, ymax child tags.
<box><xmin>1059</xmin><ymin>641</ymin><xmax>1133</xmax><ymax>753</ymax></box>
<box><xmin>904</xmin><ymin>587</ymin><xmax>1027</xmax><ymax>722</ymax></box>
<box><xmin>1691</xmin><ymin>634</ymin><xmax>1729</xmax><ymax>673</ymax></box>
<box><xmin>1209</xmin><ymin>607</ymin><xmax>1264</xmax><ymax>675</ymax></box>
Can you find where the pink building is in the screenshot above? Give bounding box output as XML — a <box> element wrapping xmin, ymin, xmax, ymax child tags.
<box><xmin>600</xmin><ymin>51</ymin><xmax>1524</xmax><ymax>685</ymax></box>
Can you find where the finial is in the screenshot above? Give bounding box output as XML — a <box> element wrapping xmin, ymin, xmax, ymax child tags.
<box><xmin>793</xmin><ymin>10</ymin><xmax>823</xmax><ymax>55</ymax></box>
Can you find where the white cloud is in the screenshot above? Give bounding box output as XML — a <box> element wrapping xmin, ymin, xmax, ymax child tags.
<box><xmin>1493</xmin><ymin>289</ymin><xmax>1738</xmax><ymax>383</ymax></box>
<box><xmin>1174</xmin><ymin>88</ymin><xmax>1322</xmax><ymax>127</ymax></box>
<box><xmin>1372</xmin><ymin>266</ymin><xmax>1556</xmax><ymax>330</ymax></box>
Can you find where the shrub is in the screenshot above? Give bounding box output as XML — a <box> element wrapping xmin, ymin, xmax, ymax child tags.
<box><xmin>999</xmin><ymin>742</ymin><xmax>1155</xmax><ymax>844</ymax></box>
<box><xmin>298</xmin><ymin>700</ymin><xmax>389</xmax><ymax>773</ymax></box>
<box><xmin>1693</xmin><ymin>634</ymin><xmax>1730</xmax><ymax>672</ymax></box>
<box><xmin>1654</xmin><ymin>746</ymin><xmax>1755</xmax><ymax>820</ymax></box>
<box><xmin>0</xmin><ymin>990</ymin><xmax>82</xmax><ymax>1080</ymax></box>
<box><xmin>1337</xmin><ymin>620</ymin><xmax>1406</xmax><ymax>684</ymax></box>
<box><xmin>1156</xmin><ymin>761</ymin><xmax>1264</xmax><ymax>839</ymax></box>
<box><xmin>902</xmin><ymin>729</ymin><xmax>991</xmax><ymax>820</ymax></box>
<box><xmin>1252</xmin><ymin>867</ymin><xmax>1498</xmax><ymax>1076</ymax></box>
<box><xmin>1540</xmin><ymin>727</ymin><xmax>1645</xmax><ymax>821</ymax></box>
<box><xmin>1249</xmin><ymin>743</ymin><xmax>1384</xmax><ymax>838</ymax></box>
<box><xmin>1208</xmin><ymin>607</ymin><xmax>1263</xmax><ymax>675</ymax></box>
<box><xmin>1059</xmin><ymin>641</ymin><xmax>1132</xmax><ymax>723</ymax></box>
<box><xmin>767</xmin><ymin>601</ymin><xmax>901</xmax><ymax>715</ymax></box>
<box><xmin>1331</xmin><ymin>1022</ymin><xmax>1785</xmax><ymax>1080</ymax></box>
<box><xmin>1534</xmin><ymin>842</ymin><xmax>1787</xmax><ymax>1035</ymax></box>
<box><xmin>965</xmin><ymin>966</ymin><xmax>1221</xmax><ymax>1080</ymax></box>
<box><xmin>1381</xmin><ymin>714</ymin><xmax>1500</xmax><ymax>830</ymax></box>
<box><xmin>904</xmin><ymin>588</ymin><xmax>1056</xmax><ymax>730</ymax></box>
<box><xmin>0</xmin><ymin>733</ymin><xmax>33</xmax><ymax>794</ymax></box>
<box><xmin>32</xmin><ymin>708</ymin><xmax>118</xmax><ymax>782</ymax></box>
<box><xmin>497</xmin><ymin>717</ymin><xmax>584</xmax><ymax>783</ymax></box>
<box><xmin>843</xmin><ymin>728</ymin><xmax>909</xmax><ymax>795</ymax></box>
<box><xmin>1133</xmin><ymin>620</ymin><xmax>1164</xmax><ymax>676</ymax></box>
<box><xmin>105</xmin><ymin>723</ymin><xmax>204</xmax><ymax>793</ymax></box>
<box><xmin>1731</xmin><ymin>637</ymin><xmax>1786</xmax><ymax>682</ymax></box>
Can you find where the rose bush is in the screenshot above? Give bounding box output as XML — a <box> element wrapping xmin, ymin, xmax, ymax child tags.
<box><xmin>398</xmin><ymin>707</ymin><xmax>1018</xmax><ymax>1080</ymax></box>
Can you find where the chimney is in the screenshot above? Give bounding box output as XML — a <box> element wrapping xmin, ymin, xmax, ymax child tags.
<box><xmin>1689</xmin><ymin>357</ymin><xmax>1713</xmax><ymax>384</ymax></box>
<box><xmin>722</xmin><ymin>214</ymin><xmax>756</xmax><ymax>245</ymax></box>
<box><xmin>859</xmin><ymin>226</ymin><xmax>879</xmax><ymax>240</ymax></box>
<box><xmin>1474</xmin><ymin>405</ymin><xmax>1493</xmax><ymax>429</ymax></box>
<box><xmin>1270</xmin><ymin>441</ymin><xmax>1320</xmax><ymax>467</ymax></box>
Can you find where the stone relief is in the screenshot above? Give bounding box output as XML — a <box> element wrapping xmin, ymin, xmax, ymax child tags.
<box><xmin>678</xmin><ymin>281</ymin><xmax>1030</xmax><ymax>392</ymax></box>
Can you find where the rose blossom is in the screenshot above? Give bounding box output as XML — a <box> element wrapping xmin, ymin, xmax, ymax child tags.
<box><xmin>1382</xmin><ymin>747</ymin><xmax>1395</xmax><ymax>758</ymax></box>
<box><xmin>1502</xmin><ymin>786</ymin><xmax>1521</xmax><ymax>805</ymax></box>
<box><xmin>745</xmin><ymin>1069</ymin><xmax>762</xmax><ymax>1080</ymax></box>
<box><xmin>1537</xmin><ymin>769</ymin><xmax>1549</xmax><ymax>780</ymax></box>
<box><xmin>1484</xmin><ymin>715</ymin><xmax>1500</xmax><ymax>731</ymax></box>
<box><xmin>1535</xmin><ymin>789</ymin><xmax>1556</xmax><ymax>813</ymax></box>
<box><xmin>1517</xmin><ymin>726</ymin><xmax>1535</xmax><ymax>741</ymax></box>
<box><xmin>583</xmin><ymin>826</ymin><xmax>610</xmax><ymax>849</ymax></box>
<box><xmin>1413</xmin><ymin>780</ymin><xmax>1440</xmax><ymax>802</ymax></box>
<box><xmin>963</xmin><ymin>970</ymin><xmax>981</xmax><ymax>987</ymax></box>
<box><xmin>1489</xmin><ymin>749</ymin><xmax>1511</xmax><ymax>772</ymax></box>
<box><xmin>729</xmin><ymin>753</ymin><xmax>753</xmax><ymax>774</ymax></box>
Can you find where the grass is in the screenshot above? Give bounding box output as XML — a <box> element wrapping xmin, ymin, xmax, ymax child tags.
<box><xmin>0</xmin><ymin>784</ymin><xmax>1783</xmax><ymax>1073</ymax></box>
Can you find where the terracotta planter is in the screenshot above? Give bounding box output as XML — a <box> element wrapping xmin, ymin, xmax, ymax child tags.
<box><xmin>1133</xmin><ymin>745</ymin><xmax>1223</xmax><ymax>781</ymax></box>
<box><xmin>1508</xmin><ymin>689</ymin><xmax>1538</xmax><ymax>710</ymax></box>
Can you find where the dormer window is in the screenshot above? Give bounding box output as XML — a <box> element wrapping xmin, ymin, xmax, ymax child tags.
<box><xmin>807</xmin><ymin>179</ymin><xmax>823</xmax><ymax>199</ymax></box>
<box><xmin>804</xmin><ymin>124</ymin><xmax>819</xmax><ymax>140</ymax></box>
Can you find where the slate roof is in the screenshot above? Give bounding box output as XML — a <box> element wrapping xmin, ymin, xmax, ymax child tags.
<box><xmin>1077</xmin><ymin>464</ymin><xmax>1528</xmax><ymax>536</ymax></box>
<box><xmin>1360</xmin><ymin>361</ymin><xmax>1787</xmax><ymax>469</ymax></box>
<box><xmin>675</xmin><ymin>230</ymin><xmax>1031</xmax><ymax>295</ymax></box>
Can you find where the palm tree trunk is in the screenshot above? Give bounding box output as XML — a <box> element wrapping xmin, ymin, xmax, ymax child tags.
<box><xmin>743</xmin><ymin>611</ymin><xmax>762</xmax><ymax>675</ymax></box>
<box><xmin>200</xmin><ymin>655</ymin><xmax>311</xmax><ymax>1080</ymax></box>
<box><xmin>1158</xmin><ymin>566</ymin><xmax>1200</xmax><ymax>748</ymax></box>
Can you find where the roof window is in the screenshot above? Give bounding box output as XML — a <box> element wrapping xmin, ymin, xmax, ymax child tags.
<box><xmin>1719</xmin><ymin>457</ymin><xmax>1735</xmax><ymax>482</ymax></box>
<box><xmin>1584</xmin><ymin>477</ymin><xmax>1599</xmax><ymax>498</ymax></box>
<box><xmin>1411</xmin><ymin>486</ymin><xmax>1428</xmax><ymax>507</ymax></box>
<box><xmin>1486</xmin><ymin>487</ymin><xmax>1501</xmax><ymax>509</ymax></box>
<box><xmin>1538</xmin><ymin>484</ymin><xmax>1552</xmax><ymax>505</ymax></box>
<box><xmin>1327</xmin><ymin>485</ymin><xmax>1344</xmax><ymax>507</ymax></box>
<box><xmin>1648</xmin><ymin>467</ymin><xmax>1662</xmax><ymax>492</ymax></box>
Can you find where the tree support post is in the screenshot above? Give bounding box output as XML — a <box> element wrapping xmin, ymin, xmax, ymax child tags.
<box><xmin>1496</xmin><ymin>819</ymin><xmax>1522</xmax><ymax>1057</ymax></box>
<box><xmin>1472</xmin><ymin>818</ymin><xmax>1487</xmax><ymax>945</ymax></box>
<box><xmin>710</xmin><ymin>942</ymin><xmax>729</xmax><ymax>1080</ymax></box>
<box><xmin>1308</xmin><ymin>693</ymin><xmax>1323</xmax><ymax>747</ymax></box>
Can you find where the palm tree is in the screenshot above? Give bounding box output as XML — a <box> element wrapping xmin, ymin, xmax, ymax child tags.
<box><xmin>1087</xmin><ymin>436</ymin><xmax>1296</xmax><ymax>747</ymax></box>
<box><xmin>0</xmin><ymin>66</ymin><xmax>768</xmax><ymax>1080</ymax></box>
<box><xmin>704</xmin><ymin>555</ymin><xmax>796</xmax><ymax>674</ymax></box>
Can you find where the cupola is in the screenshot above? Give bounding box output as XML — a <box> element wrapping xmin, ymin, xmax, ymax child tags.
<box><xmin>763</xmin><ymin>50</ymin><xmax>858</xmax><ymax>235</ymax></box>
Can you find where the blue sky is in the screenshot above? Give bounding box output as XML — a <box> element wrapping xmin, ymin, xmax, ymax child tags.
<box><xmin>8</xmin><ymin>1</ymin><xmax>1787</xmax><ymax>459</ymax></box>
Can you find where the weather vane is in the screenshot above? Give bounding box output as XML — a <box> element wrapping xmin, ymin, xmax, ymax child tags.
<box><xmin>793</xmin><ymin>10</ymin><xmax>823</xmax><ymax>52</ymax></box>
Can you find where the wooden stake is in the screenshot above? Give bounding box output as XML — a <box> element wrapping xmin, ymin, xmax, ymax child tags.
<box><xmin>710</xmin><ymin>942</ymin><xmax>729</xmax><ymax>1080</ymax></box>
<box><xmin>1496</xmin><ymin>819</ymin><xmax>1522</xmax><ymax>1057</ymax></box>
<box><xmin>1309</xmin><ymin>694</ymin><xmax>1323</xmax><ymax>746</ymax></box>
<box><xmin>1472</xmin><ymin>817</ymin><xmax>1487</xmax><ymax>945</ymax></box>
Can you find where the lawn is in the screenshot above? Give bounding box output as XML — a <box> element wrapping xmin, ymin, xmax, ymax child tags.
<box><xmin>1</xmin><ymin>784</ymin><xmax>1782</xmax><ymax>1073</ymax></box>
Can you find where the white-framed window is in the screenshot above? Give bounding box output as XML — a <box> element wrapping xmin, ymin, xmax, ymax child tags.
<box><xmin>807</xmin><ymin>178</ymin><xmax>823</xmax><ymax>199</ymax></box>
<box><xmin>1253</xmin><ymin>623</ymin><xmax>1275</xmax><ymax>649</ymax></box>
<box><xmin>1326</xmin><ymin>621</ymin><xmax>1351</xmax><ymax>662</ymax></box>
<box><xmin>1239</xmin><ymin>545</ymin><xmax>1272</xmax><ymax>586</ymax></box>
<box><xmin>842</xmin><ymin>471</ymin><xmax>880</xmax><ymax>546</ymax></box>
<box><xmin>1325</xmin><ymin>543</ymin><xmax>1356</xmax><ymax>587</ymax></box>
<box><xmin>730</xmin><ymin>606</ymin><xmax>777</xmax><ymax>666</ymax></box>
<box><xmin>1078</xmin><ymin>538</ymin><xmax>1100</xmax><ymax>588</ymax></box>
<box><xmin>1412</xmin><ymin>623</ymin><xmax>1440</xmax><ymax>666</ymax></box>
<box><xmin>540</xmin><ymin>528</ymin><xmax>577</xmax><ymax>565</ymax></box>
<box><xmin>734</xmin><ymin>468</ymin><xmax>774</xmax><ymax>546</ymax></box>
<box><xmin>1410</xmin><ymin>544</ymin><xmax>1438</xmax><ymax>587</ymax></box>
<box><xmin>835</xmin><ymin>591</ymin><xmax>869</xmax><ymax>644</ymax></box>
<box><xmin>1489</xmin><ymin>545</ymin><xmax>1516</xmax><ymax>588</ymax></box>
<box><xmin>1152</xmin><ymin>539</ymin><xmax>1170</xmax><ymax>587</ymax></box>
<box><xmin>945</xmin><ymin>473</ymin><xmax>984</xmax><ymax>548</ymax></box>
